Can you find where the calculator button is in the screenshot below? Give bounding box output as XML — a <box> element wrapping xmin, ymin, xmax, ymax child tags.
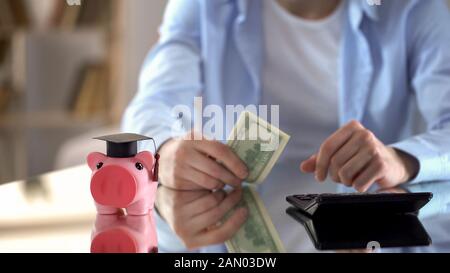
<box><xmin>294</xmin><ymin>194</ymin><xmax>317</xmax><ymax>200</ymax></box>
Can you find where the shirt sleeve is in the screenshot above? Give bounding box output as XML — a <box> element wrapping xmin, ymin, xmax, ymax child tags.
<box><xmin>121</xmin><ymin>0</ymin><xmax>203</xmax><ymax>152</ymax></box>
<box><xmin>390</xmin><ymin>0</ymin><xmax>450</xmax><ymax>184</ymax></box>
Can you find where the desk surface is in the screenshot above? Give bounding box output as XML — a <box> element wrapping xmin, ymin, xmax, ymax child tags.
<box><xmin>0</xmin><ymin>166</ymin><xmax>95</xmax><ymax>253</ymax></box>
<box><xmin>0</xmin><ymin>166</ymin><xmax>449</xmax><ymax>253</ymax></box>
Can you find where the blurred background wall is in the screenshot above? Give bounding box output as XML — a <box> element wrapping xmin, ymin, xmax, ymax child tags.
<box><xmin>0</xmin><ymin>0</ymin><xmax>166</xmax><ymax>183</ymax></box>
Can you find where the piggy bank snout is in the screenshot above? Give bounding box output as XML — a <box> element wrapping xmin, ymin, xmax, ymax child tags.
<box><xmin>91</xmin><ymin>165</ymin><xmax>137</xmax><ymax>208</ymax></box>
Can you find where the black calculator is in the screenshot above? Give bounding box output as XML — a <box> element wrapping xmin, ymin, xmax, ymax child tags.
<box><xmin>286</xmin><ymin>192</ymin><xmax>433</xmax><ymax>250</ymax></box>
<box><xmin>286</xmin><ymin>192</ymin><xmax>433</xmax><ymax>217</ymax></box>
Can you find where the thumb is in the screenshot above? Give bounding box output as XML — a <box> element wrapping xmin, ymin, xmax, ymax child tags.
<box><xmin>300</xmin><ymin>154</ymin><xmax>317</xmax><ymax>173</ymax></box>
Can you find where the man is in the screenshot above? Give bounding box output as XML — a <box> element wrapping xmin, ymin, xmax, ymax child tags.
<box><xmin>123</xmin><ymin>0</ymin><xmax>450</xmax><ymax>252</ymax></box>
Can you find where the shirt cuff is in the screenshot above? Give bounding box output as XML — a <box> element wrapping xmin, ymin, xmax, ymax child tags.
<box><xmin>390</xmin><ymin>138</ymin><xmax>450</xmax><ymax>184</ymax></box>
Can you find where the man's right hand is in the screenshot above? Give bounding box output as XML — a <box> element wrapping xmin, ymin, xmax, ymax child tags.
<box><xmin>158</xmin><ymin>131</ymin><xmax>249</xmax><ymax>190</ymax></box>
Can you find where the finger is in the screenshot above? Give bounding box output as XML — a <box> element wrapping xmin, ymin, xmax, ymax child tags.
<box><xmin>188</xmin><ymin>150</ymin><xmax>242</xmax><ymax>187</ymax></box>
<box><xmin>177</xmin><ymin>190</ymin><xmax>212</xmax><ymax>205</ymax></box>
<box><xmin>337</xmin><ymin>147</ymin><xmax>375</xmax><ymax>187</ymax></box>
<box><xmin>159</xmin><ymin>186</ymin><xmax>211</xmax><ymax>209</ymax></box>
<box><xmin>376</xmin><ymin>187</ymin><xmax>406</xmax><ymax>194</ymax></box>
<box><xmin>187</xmin><ymin>207</ymin><xmax>248</xmax><ymax>250</ymax></box>
<box><xmin>177</xmin><ymin>165</ymin><xmax>225</xmax><ymax>190</ymax></box>
<box><xmin>194</xmin><ymin>140</ymin><xmax>249</xmax><ymax>180</ymax></box>
<box><xmin>316</xmin><ymin>121</ymin><xmax>364</xmax><ymax>181</ymax></box>
<box><xmin>353</xmin><ymin>158</ymin><xmax>386</xmax><ymax>192</ymax></box>
<box><xmin>184</xmin><ymin>190</ymin><xmax>227</xmax><ymax>218</ymax></box>
<box><xmin>157</xmin><ymin>187</ymin><xmax>207</xmax><ymax>224</ymax></box>
<box><xmin>189</xmin><ymin>189</ymin><xmax>243</xmax><ymax>234</ymax></box>
<box><xmin>300</xmin><ymin>154</ymin><xmax>317</xmax><ymax>173</ymax></box>
<box><xmin>328</xmin><ymin>134</ymin><xmax>363</xmax><ymax>182</ymax></box>
<box><xmin>165</xmin><ymin>175</ymin><xmax>207</xmax><ymax>191</ymax></box>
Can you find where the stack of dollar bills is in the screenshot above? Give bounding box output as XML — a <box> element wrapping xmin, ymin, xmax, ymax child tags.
<box><xmin>225</xmin><ymin>111</ymin><xmax>290</xmax><ymax>253</ymax></box>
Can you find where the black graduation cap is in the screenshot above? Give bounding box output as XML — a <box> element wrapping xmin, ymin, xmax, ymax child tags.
<box><xmin>94</xmin><ymin>133</ymin><xmax>155</xmax><ymax>158</ymax></box>
<box><xmin>94</xmin><ymin>134</ymin><xmax>153</xmax><ymax>158</ymax></box>
<box><xmin>94</xmin><ymin>133</ymin><xmax>160</xmax><ymax>181</ymax></box>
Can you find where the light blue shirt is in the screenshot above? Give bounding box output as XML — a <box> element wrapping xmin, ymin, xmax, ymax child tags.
<box><xmin>122</xmin><ymin>0</ymin><xmax>450</xmax><ymax>252</ymax></box>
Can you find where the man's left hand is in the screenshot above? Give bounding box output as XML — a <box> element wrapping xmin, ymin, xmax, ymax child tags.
<box><xmin>300</xmin><ymin>121</ymin><xmax>419</xmax><ymax>192</ymax></box>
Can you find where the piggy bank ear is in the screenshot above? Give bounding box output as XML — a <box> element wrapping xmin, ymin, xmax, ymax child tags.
<box><xmin>135</xmin><ymin>151</ymin><xmax>154</xmax><ymax>173</ymax></box>
<box><xmin>87</xmin><ymin>152</ymin><xmax>107</xmax><ymax>171</ymax></box>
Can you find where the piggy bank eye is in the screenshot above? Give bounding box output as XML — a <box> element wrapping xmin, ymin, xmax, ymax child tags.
<box><xmin>135</xmin><ymin>162</ymin><xmax>144</xmax><ymax>171</ymax></box>
<box><xmin>96</xmin><ymin>162</ymin><xmax>104</xmax><ymax>170</ymax></box>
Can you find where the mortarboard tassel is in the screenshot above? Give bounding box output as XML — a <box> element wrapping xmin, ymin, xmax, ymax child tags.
<box><xmin>153</xmin><ymin>153</ymin><xmax>160</xmax><ymax>182</ymax></box>
<box><xmin>149</xmin><ymin>137</ymin><xmax>159</xmax><ymax>182</ymax></box>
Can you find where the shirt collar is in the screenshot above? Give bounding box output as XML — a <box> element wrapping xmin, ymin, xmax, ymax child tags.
<box><xmin>360</xmin><ymin>0</ymin><xmax>380</xmax><ymax>21</ymax></box>
<box><xmin>348</xmin><ymin>0</ymin><xmax>380</xmax><ymax>30</ymax></box>
<box><xmin>228</xmin><ymin>0</ymin><xmax>379</xmax><ymax>23</ymax></box>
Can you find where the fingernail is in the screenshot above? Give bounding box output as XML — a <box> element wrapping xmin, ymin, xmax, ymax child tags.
<box><xmin>315</xmin><ymin>173</ymin><xmax>323</xmax><ymax>182</ymax></box>
<box><xmin>300</xmin><ymin>163</ymin><xmax>306</xmax><ymax>171</ymax></box>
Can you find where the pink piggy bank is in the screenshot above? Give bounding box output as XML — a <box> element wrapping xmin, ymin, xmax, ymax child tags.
<box><xmin>87</xmin><ymin>134</ymin><xmax>159</xmax><ymax>216</ymax></box>
<box><xmin>91</xmin><ymin>213</ymin><xmax>158</xmax><ymax>253</ymax></box>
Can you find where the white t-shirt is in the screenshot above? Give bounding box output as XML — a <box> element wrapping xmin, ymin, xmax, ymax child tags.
<box><xmin>259</xmin><ymin>0</ymin><xmax>345</xmax><ymax>252</ymax></box>
<box><xmin>262</xmin><ymin>0</ymin><xmax>343</xmax><ymax>162</ymax></box>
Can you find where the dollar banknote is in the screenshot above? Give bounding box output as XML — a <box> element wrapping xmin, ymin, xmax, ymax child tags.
<box><xmin>225</xmin><ymin>111</ymin><xmax>289</xmax><ymax>253</ymax></box>
<box><xmin>225</xmin><ymin>186</ymin><xmax>285</xmax><ymax>253</ymax></box>
<box><xmin>227</xmin><ymin>111</ymin><xmax>290</xmax><ymax>184</ymax></box>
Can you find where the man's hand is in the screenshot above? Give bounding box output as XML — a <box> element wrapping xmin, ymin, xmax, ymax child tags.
<box><xmin>159</xmin><ymin>131</ymin><xmax>249</xmax><ymax>190</ymax></box>
<box><xmin>156</xmin><ymin>186</ymin><xmax>248</xmax><ymax>250</ymax></box>
<box><xmin>300</xmin><ymin>121</ymin><xmax>419</xmax><ymax>192</ymax></box>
